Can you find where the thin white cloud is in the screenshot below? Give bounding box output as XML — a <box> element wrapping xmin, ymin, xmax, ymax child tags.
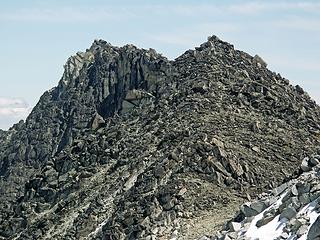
<box><xmin>0</xmin><ymin>97</ymin><xmax>30</xmax><ymax>119</ymax></box>
<box><xmin>1</xmin><ymin>2</ymin><xmax>320</xmax><ymax>23</ymax></box>
<box><xmin>227</xmin><ymin>2</ymin><xmax>267</xmax><ymax>15</ymax></box>
<box><xmin>265</xmin><ymin>55</ymin><xmax>320</xmax><ymax>72</ymax></box>
<box><xmin>227</xmin><ymin>1</ymin><xmax>320</xmax><ymax>15</ymax></box>
<box><xmin>147</xmin><ymin>22</ymin><xmax>241</xmax><ymax>50</ymax></box>
<box><xmin>274</xmin><ymin>17</ymin><xmax>320</xmax><ymax>31</ymax></box>
<box><xmin>0</xmin><ymin>7</ymin><xmax>135</xmax><ymax>23</ymax></box>
<box><xmin>0</xmin><ymin>107</ymin><xmax>30</xmax><ymax>117</ymax></box>
<box><xmin>144</xmin><ymin>2</ymin><xmax>320</xmax><ymax>17</ymax></box>
<box><xmin>0</xmin><ymin>97</ymin><xmax>27</xmax><ymax>107</ymax></box>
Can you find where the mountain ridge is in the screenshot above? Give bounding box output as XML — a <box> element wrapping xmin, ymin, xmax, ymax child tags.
<box><xmin>0</xmin><ymin>35</ymin><xmax>320</xmax><ymax>239</ymax></box>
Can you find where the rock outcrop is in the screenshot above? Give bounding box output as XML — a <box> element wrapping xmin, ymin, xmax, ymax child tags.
<box><xmin>0</xmin><ymin>35</ymin><xmax>320</xmax><ymax>239</ymax></box>
<box><xmin>0</xmin><ymin>40</ymin><xmax>169</xmax><ymax>204</ymax></box>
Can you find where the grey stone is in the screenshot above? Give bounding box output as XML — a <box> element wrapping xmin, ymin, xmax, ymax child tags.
<box><xmin>310</xmin><ymin>191</ymin><xmax>320</xmax><ymax>202</ymax></box>
<box><xmin>280</xmin><ymin>232</ymin><xmax>289</xmax><ymax>239</ymax></box>
<box><xmin>240</xmin><ymin>203</ymin><xmax>258</xmax><ymax>217</ymax></box>
<box><xmin>311</xmin><ymin>184</ymin><xmax>320</xmax><ymax>193</ymax></box>
<box><xmin>212</xmin><ymin>161</ymin><xmax>231</xmax><ymax>177</ymax></box>
<box><xmin>223</xmin><ymin>235</ymin><xmax>232</xmax><ymax>240</ymax></box>
<box><xmin>291</xmin><ymin>184</ymin><xmax>299</xmax><ymax>196</ymax></box>
<box><xmin>297</xmin><ymin>182</ymin><xmax>311</xmax><ymax>195</ymax></box>
<box><xmin>38</xmin><ymin>187</ymin><xmax>56</xmax><ymax>202</ymax></box>
<box><xmin>290</xmin><ymin>197</ymin><xmax>301</xmax><ymax>210</ymax></box>
<box><xmin>301</xmin><ymin>157</ymin><xmax>311</xmax><ymax>172</ymax></box>
<box><xmin>290</xmin><ymin>218</ymin><xmax>303</xmax><ymax>231</ymax></box>
<box><xmin>91</xmin><ymin>112</ymin><xmax>105</xmax><ymax>130</ymax></box>
<box><xmin>297</xmin><ymin>224</ymin><xmax>308</xmax><ymax>237</ymax></box>
<box><xmin>256</xmin><ymin>214</ymin><xmax>275</xmax><ymax>228</ymax></box>
<box><xmin>198</xmin><ymin>236</ymin><xmax>211</xmax><ymax>240</ymax></box>
<box><xmin>253</xmin><ymin>54</ymin><xmax>267</xmax><ymax>68</ymax></box>
<box><xmin>280</xmin><ymin>206</ymin><xmax>297</xmax><ymax>220</ymax></box>
<box><xmin>163</xmin><ymin>200</ymin><xmax>175</xmax><ymax>211</ymax></box>
<box><xmin>250</xmin><ymin>201</ymin><xmax>267</xmax><ymax>213</ymax></box>
<box><xmin>273</xmin><ymin>183</ymin><xmax>289</xmax><ymax>196</ymax></box>
<box><xmin>299</xmin><ymin>193</ymin><xmax>310</xmax><ymax>205</ymax></box>
<box><xmin>310</xmin><ymin>156</ymin><xmax>320</xmax><ymax>166</ymax></box>
<box><xmin>227</xmin><ymin>158</ymin><xmax>244</xmax><ymax>177</ymax></box>
<box><xmin>307</xmin><ymin>216</ymin><xmax>320</xmax><ymax>239</ymax></box>
<box><xmin>154</xmin><ymin>165</ymin><xmax>166</xmax><ymax>178</ymax></box>
<box><xmin>295</xmin><ymin>85</ymin><xmax>305</xmax><ymax>94</ymax></box>
<box><xmin>228</xmin><ymin>231</ymin><xmax>238</xmax><ymax>239</ymax></box>
<box><xmin>229</xmin><ymin>222</ymin><xmax>241</xmax><ymax>232</ymax></box>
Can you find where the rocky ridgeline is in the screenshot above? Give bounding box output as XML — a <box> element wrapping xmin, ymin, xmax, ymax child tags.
<box><xmin>213</xmin><ymin>155</ymin><xmax>320</xmax><ymax>240</ymax></box>
<box><xmin>1</xmin><ymin>36</ymin><xmax>320</xmax><ymax>239</ymax></box>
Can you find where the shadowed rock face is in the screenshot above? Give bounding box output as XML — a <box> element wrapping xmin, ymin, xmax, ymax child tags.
<box><xmin>0</xmin><ymin>35</ymin><xmax>320</xmax><ymax>239</ymax></box>
<box><xmin>0</xmin><ymin>40</ymin><xmax>170</xmax><ymax>202</ymax></box>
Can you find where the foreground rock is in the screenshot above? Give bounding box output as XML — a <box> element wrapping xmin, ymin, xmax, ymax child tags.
<box><xmin>213</xmin><ymin>155</ymin><xmax>320</xmax><ymax>240</ymax></box>
<box><xmin>1</xmin><ymin>35</ymin><xmax>320</xmax><ymax>239</ymax></box>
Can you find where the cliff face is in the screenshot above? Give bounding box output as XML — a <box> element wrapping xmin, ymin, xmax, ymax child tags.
<box><xmin>0</xmin><ymin>40</ymin><xmax>170</xmax><ymax>203</ymax></box>
<box><xmin>0</xmin><ymin>36</ymin><xmax>320</xmax><ymax>239</ymax></box>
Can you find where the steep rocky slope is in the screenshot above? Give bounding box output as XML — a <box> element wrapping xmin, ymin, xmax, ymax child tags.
<box><xmin>0</xmin><ymin>40</ymin><xmax>169</xmax><ymax>205</ymax></box>
<box><xmin>0</xmin><ymin>35</ymin><xmax>320</xmax><ymax>239</ymax></box>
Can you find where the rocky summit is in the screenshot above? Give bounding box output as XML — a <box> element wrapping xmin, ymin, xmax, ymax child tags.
<box><xmin>0</xmin><ymin>35</ymin><xmax>320</xmax><ymax>240</ymax></box>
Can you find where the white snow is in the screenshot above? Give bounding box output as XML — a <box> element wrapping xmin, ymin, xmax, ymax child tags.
<box><xmin>245</xmin><ymin>215</ymin><xmax>287</xmax><ymax>240</ymax></box>
<box><xmin>291</xmin><ymin>199</ymin><xmax>320</xmax><ymax>240</ymax></box>
<box><xmin>240</xmin><ymin>192</ymin><xmax>320</xmax><ymax>240</ymax></box>
<box><xmin>242</xmin><ymin>193</ymin><xmax>287</xmax><ymax>240</ymax></box>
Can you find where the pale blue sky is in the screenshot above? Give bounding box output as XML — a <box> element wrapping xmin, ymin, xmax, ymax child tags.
<box><xmin>0</xmin><ymin>0</ymin><xmax>319</xmax><ymax>129</ymax></box>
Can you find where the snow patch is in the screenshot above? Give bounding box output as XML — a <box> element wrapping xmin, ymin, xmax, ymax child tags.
<box><xmin>243</xmin><ymin>192</ymin><xmax>287</xmax><ymax>240</ymax></box>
